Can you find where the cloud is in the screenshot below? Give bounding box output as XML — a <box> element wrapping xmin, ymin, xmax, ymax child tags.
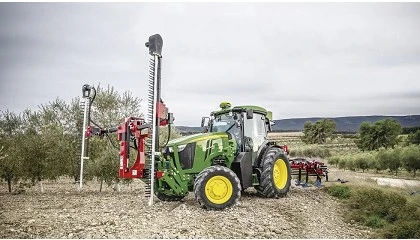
<box><xmin>0</xmin><ymin>3</ymin><xmax>419</xmax><ymax>126</ymax></box>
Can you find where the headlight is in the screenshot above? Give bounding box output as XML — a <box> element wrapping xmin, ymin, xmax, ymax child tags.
<box><xmin>177</xmin><ymin>144</ymin><xmax>187</xmax><ymax>152</ymax></box>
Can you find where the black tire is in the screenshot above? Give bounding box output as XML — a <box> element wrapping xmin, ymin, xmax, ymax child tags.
<box><xmin>194</xmin><ymin>166</ymin><xmax>241</xmax><ymax>210</ymax></box>
<box><xmin>155</xmin><ymin>191</ymin><xmax>187</xmax><ymax>202</ymax></box>
<box><xmin>255</xmin><ymin>148</ymin><xmax>292</xmax><ymax>198</ymax></box>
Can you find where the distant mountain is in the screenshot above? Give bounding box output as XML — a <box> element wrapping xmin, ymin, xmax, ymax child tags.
<box><xmin>175</xmin><ymin>115</ymin><xmax>420</xmax><ymax>133</ymax></box>
<box><xmin>272</xmin><ymin>115</ymin><xmax>420</xmax><ymax>132</ymax></box>
<box><xmin>175</xmin><ymin>126</ymin><xmax>203</xmax><ymax>133</ymax></box>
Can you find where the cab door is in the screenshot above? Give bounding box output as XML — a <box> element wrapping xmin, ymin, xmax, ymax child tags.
<box><xmin>243</xmin><ymin>113</ymin><xmax>267</xmax><ymax>164</ymax></box>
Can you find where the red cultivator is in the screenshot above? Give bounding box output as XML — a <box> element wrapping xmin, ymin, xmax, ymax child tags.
<box><xmin>289</xmin><ymin>158</ymin><xmax>329</xmax><ymax>187</ymax></box>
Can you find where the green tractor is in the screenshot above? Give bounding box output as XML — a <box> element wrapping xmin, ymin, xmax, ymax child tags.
<box><xmin>156</xmin><ymin>102</ymin><xmax>292</xmax><ymax>209</ymax></box>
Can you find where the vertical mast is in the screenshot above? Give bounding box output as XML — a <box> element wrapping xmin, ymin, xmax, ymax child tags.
<box><xmin>145</xmin><ymin>34</ymin><xmax>163</xmax><ymax>206</ymax></box>
<box><xmin>79</xmin><ymin>85</ymin><xmax>92</xmax><ymax>190</ymax></box>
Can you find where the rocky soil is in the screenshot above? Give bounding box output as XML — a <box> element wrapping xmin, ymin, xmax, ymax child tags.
<box><xmin>0</xmin><ymin>178</ymin><xmax>372</xmax><ymax>239</ymax></box>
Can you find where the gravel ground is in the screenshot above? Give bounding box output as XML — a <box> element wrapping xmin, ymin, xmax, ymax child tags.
<box><xmin>0</xmin><ymin>178</ymin><xmax>372</xmax><ymax>239</ymax></box>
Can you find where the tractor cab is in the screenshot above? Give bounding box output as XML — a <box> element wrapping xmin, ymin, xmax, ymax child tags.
<box><xmin>202</xmin><ymin>102</ymin><xmax>274</xmax><ymax>164</ymax></box>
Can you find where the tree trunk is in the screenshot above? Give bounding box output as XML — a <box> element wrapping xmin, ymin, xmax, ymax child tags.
<box><xmin>7</xmin><ymin>179</ymin><xmax>11</xmax><ymax>193</ymax></box>
<box><xmin>100</xmin><ymin>179</ymin><xmax>103</xmax><ymax>192</ymax></box>
<box><xmin>114</xmin><ymin>182</ymin><xmax>121</xmax><ymax>192</ymax></box>
<box><xmin>39</xmin><ymin>181</ymin><xmax>44</xmax><ymax>193</ymax></box>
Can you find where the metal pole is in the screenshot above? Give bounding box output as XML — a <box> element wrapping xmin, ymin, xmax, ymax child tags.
<box><xmin>148</xmin><ymin>54</ymin><xmax>159</xmax><ymax>206</ymax></box>
<box><xmin>79</xmin><ymin>98</ymin><xmax>89</xmax><ymax>190</ymax></box>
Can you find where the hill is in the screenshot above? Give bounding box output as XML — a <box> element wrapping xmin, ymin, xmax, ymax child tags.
<box><xmin>273</xmin><ymin>115</ymin><xmax>420</xmax><ymax>132</ymax></box>
<box><xmin>175</xmin><ymin>115</ymin><xmax>420</xmax><ymax>133</ymax></box>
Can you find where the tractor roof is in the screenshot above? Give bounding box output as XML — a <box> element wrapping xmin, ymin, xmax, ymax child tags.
<box><xmin>211</xmin><ymin>103</ymin><xmax>273</xmax><ymax>121</ymax></box>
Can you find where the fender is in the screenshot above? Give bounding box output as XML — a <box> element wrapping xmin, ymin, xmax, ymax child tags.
<box><xmin>254</xmin><ymin>141</ymin><xmax>288</xmax><ymax>168</ymax></box>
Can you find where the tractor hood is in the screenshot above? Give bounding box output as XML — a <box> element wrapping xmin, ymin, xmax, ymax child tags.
<box><xmin>167</xmin><ymin>132</ymin><xmax>228</xmax><ymax>146</ymax></box>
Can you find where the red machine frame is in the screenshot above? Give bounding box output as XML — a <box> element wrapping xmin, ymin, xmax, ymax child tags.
<box><xmin>289</xmin><ymin>157</ymin><xmax>328</xmax><ymax>186</ymax></box>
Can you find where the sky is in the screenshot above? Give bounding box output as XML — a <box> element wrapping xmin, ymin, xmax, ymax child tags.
<box><xmin>0</xmin><ymin>3</ymin><xmax>419</xmax><ymax>126</ymax></box>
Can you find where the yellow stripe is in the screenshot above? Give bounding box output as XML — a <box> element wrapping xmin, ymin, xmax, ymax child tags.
<box><xmin>193</xmin><ymin>134</ymin><xmax>227</xmax><ymax>142</ymax></box>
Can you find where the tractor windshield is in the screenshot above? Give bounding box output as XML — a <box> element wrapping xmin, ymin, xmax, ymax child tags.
<box><xmin>210</xmin><ymin>114</ymin><xmax>242</xmax><ymax>147</ymax></box>
<box><xmin>210</xmin><ymin>114</ymin><xmax>236</xmax><ymax>132</ymax></box>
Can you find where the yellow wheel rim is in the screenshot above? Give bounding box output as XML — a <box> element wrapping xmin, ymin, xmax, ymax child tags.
<box><xmin>205</xmin><ymin>176</ymin><xmax>233</xmax><ymax>204</ymax></box>
<box><xmin>273</xmin><ymin>159</ymin><xmax>288</xmax><ymax>189</ymax></box>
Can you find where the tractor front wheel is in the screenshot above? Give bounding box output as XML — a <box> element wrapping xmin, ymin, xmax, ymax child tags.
<box><xmin>194</xmin><ymin>166</ymin><xmax>241</xmax><ymax>210</ymax></box>
<box><xmin>255</xmin><ymin>148</ymin><xmax>292</xmax><ymax>198</ymax></box>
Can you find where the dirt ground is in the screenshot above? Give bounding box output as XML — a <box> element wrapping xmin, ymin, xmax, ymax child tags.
<box><xmin>0</xmin><ymin>174</ymin><xmax>373</xmax><ymax>239</ymax></box>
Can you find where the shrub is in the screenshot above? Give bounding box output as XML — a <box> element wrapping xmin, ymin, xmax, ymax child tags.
<box><xmin>364</xmin><ymin>215</ymin><xmax>386</xmax><ymax>228</ymax></box>
<box><xmin>325</xmin><ymin>185</ymin><xmax>351</xmax><ymax>199</ymax></box>
<box><xmin>326</xmin><ymin>185</ymin><xmax>420</xmax><ymax>238</ymax></box>
<box><xmin>338</xmin><ymin>159</ymin><xmax>346</xmax><ymax>170</ymax></box>
<box><xmin>355</xmin><ymin>156</ymin><xmax>369</xmax><ymax>172</ymax></box>
<box><xmin>289</xmin><ymin>146</ymin><xmax>331</xmax><ymax>159</ymax></box>
<box><xmin>401</xmin><ymin>145</ymin><xmax>420</xmax><ymax>177</ymax></box>
<box><xmin>328</xmin><ymin>156</ymin><xmax>340</xmax><ymax>167</ymax></box>
<box><xmin>381</xmin><ymin>220</ymin><xmax>420</xmax><ymax>238</ymax></box>
<box><xmin>345</xmin><ymin>158</ymin><xmax>356</xmax><ymax>171</ymax></box>
<box><xmin>407</xmin><ymin>130</ymin><xmax>420</xmax><ymax>145</ymax></box>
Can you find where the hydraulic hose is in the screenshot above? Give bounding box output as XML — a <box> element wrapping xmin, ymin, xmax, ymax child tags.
<box><xmin>87</xmin><ymin>86</ymin><xmax>119</xmax><ymax>150</ymax></box>
<box><xmin>162</xmin><ymin>123</ymin><xmax>171</xmax><ymax>147</ymax></box>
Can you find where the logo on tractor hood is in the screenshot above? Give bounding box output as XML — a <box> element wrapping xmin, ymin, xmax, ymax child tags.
<box><xmin>167</xmin><ymin>132</ymin><xmax>228</xmax><ymax>146</ymax></box>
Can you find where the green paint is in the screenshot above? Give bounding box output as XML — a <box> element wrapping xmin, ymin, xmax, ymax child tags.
<box><xmin>211</xmin><ymin>105</ymin><xmax>269</xmax><ymax>117</ymax></box>
<box><xmin>153</xmin><ymin>102</ymin><xmax>273</xmax><ymax>198</ymax></box>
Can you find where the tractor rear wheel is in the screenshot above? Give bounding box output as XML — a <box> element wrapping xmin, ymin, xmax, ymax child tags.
<box><xmin>194</xmin><ymin>166</ymin><xmax>241</xmax><ymax>210</ymax></box>
<box><xmin>155</xmin><ymin>192</ymin><xmax>187</xmax><ymax>202</ymax></box>
<box><xmin>255</xmin><ymin>148</ymin><xmax>291</xmax><ymax>198</ymax></box>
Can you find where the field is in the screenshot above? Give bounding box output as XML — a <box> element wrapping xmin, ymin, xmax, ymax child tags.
<box><xmin>268</xmin><ymin>132</ymin><xmax>359</xmax><ymax>154</ymax></box>
<box><xmin>1</xmin><ymin>132</ymin><xmax>419</xmax><ymax>238</ymax></box>
<box><xmin>0</xmin><ymin>177</ymin><xmax>371</xmax><ymax>239</ymax></box>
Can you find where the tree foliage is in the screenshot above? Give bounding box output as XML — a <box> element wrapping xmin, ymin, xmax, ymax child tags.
<box><xmin>0</xmin><ymin>84</ymin><xmax>182</xmax><ymax>192</ymax></box>
<box><xmin>301</xmin><ymin>119</ymin><xmax>336</xmax><ymax>144</ymax></box>
<box><xmin>401</xmin><ymin>145</ymin><xmax>420</xmax><ymax>177</ymax></box>
<box><xmin>0</xmin><ymin>110</ymin><xmax>24</xmax><ymax>192</ymax></box>
<box><xmin>355</xmin><ymin>156</ymin><xmax>369</xmax><ymax>173</ymax></box>
<box><xmin>407</xmin><ymin>130</ymin><xmax>420</xmax><ymax>145</ymax></box>
<box><xmin>356</xmin><ymin>119</ymin><xmax>402</xmax><ymax>151</ymax></box>
<box><xmin>375</xmin><ymin>148</ymin><xmax>402</xmax><ymax>175</ymax></box>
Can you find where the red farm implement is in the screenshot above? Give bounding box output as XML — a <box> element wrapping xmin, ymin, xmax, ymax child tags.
<box><xmin>289</xmin><ymin>157</ymin><xmax>329</xmax><ymax>187</ymax></box>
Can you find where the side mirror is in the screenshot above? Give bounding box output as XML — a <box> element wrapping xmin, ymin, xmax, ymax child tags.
<box><xmin>246</xmin><ymin>109</ymin><xmax>253</xmax><ymax>119</ymax></box>
<box><xmin>266</xmin><ymin>119</ymin><xmax>275</xmax><ymax>132</ymax></box>
<box><xmin>201</xmin><ymin>117</ymin><xmax>210</xmax><ymax>127</ymax></box>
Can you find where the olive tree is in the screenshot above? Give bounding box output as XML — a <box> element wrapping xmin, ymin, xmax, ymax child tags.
<box><xmin>357</xmin><ymin>119</ymin><xmax>402</xmax><ymax>151</ymax></box>
<box><xmin>301</xmin><ymin>119</ymin><xmax>336</xmax><ymax>144</ymax></box>
<box><xmin>0</xmin><ymin>110</ymin><xmax>24</xmax><ymax>192</ymax></box>
<box><xmin>402</xmin><ymin>145</ymin><xmax>420</xmax><ymax>177</ymax></box>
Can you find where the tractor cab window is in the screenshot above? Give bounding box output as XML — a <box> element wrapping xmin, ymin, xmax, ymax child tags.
<box><xmin>244</xmin><ymin>113</ymin><xmax>267</xmax><ymax>155</ymax></box>
<box><xmin>210</xmin><ymin>114</ymin><xmax>242</xmax><ymax>147</ymax></box>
